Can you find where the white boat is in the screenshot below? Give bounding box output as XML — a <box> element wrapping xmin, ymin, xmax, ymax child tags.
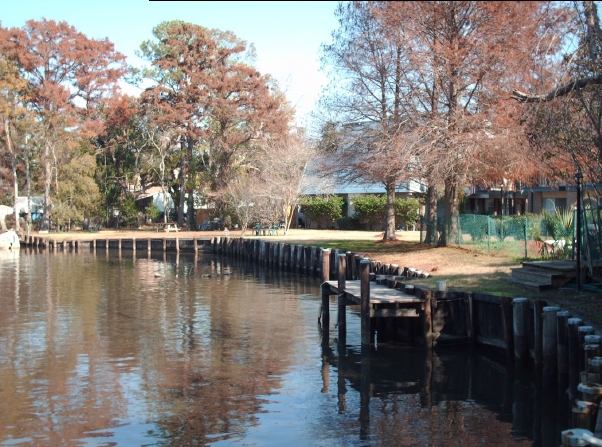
<box><xmin>0</xmin><ymin>230</ymin><xmax>21</xmax><ymax>250</ymax></box>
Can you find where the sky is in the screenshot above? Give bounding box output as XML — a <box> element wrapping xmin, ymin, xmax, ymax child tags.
<box><xmin>1</xmin><ymin>0</ymin><xmax>341</xmax><ymax>128</ymax></box>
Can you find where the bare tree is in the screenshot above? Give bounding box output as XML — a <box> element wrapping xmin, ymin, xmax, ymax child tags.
<box><xmin>258</xmin><ymin>131</ymin><xmax>320</xmax><ymax>235</ymax></box>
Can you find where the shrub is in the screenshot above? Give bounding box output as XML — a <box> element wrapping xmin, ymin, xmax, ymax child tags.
<box><xmin>352</xmin><ymin>195</ymin><xmax>386</xmax><ymax>230</ymax></box>
<box><xmin>299</xmin><ymin>196</ymin><xmax>344</xmax><ymax>228</ymax></box>
<box><xmin>145</xmin><ymin>203</ymin><xmax>162</xmax><ymax>222</ymax></box>
<box><xmin>336</xmin><ymin>216</ymin><xmax>362</xmax><ymax>230</ymax></box>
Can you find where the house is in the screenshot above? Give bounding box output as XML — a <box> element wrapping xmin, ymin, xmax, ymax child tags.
<box><xmin>464</xmin><ymin>178</ymin><xmax>598</xmax><ymax>216</ymax></box>
<box><xmin>134</xmin><ymin>186</ymin><xmax>175</xmax><ymax>216</ymax></box>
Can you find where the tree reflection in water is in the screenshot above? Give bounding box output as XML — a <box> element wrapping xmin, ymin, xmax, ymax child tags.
<box><xmin>0</xmin><ymin>249</ymin><xmax>568</xmax><ymax>446</ymax></box>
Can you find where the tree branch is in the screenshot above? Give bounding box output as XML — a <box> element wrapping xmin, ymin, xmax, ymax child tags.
<box><xmin>511</xmin><ymin>75</ymin><xmax>602</xmax><ymax>102</ymax></box>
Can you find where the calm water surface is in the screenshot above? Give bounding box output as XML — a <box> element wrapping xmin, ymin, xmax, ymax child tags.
<box><xmin>0</xmin><ymin>248</ymin><xmax>569</xmax><ymax>446</ymax></box>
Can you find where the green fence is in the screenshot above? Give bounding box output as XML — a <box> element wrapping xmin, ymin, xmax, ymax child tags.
<box><xmin>420</xmin><ymin>214</ymin><xmax>566</xmax><ymax>258</ymax></box>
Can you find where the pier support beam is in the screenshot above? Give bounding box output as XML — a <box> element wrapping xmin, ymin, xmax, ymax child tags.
<box><xmin>360</xmin><ymin>259</ymin><xmax>371</xmax><ymax>346</ymax></box>
<box><xmin>337</xmin><ymin>253</ymin><xmax>347</xmax><ymax>346</ymax></box>
<box><xmin>542</xmin><ymin>306</ymin><xmax>560</xmax><ymax>387</ymax></box>
<box><xmin>513</xmin><ymin>298</ymin><xmax>529</xmax><ymax>368</ymax></box>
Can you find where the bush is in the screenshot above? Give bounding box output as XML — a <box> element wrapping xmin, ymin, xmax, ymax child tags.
<box><xmin>352</xmin><ymin>195</ymin><xmax>387</xmax><ymax>230</ymax></box>
<box><xmin>299</xmin><ymin>196</ymin><xmax>343</xmax><ymax>228</ymax></box>
<box><xmin>336</xmin><ymin>216</ymin><xmax>362</xmax><ymax>230</ymax></box>
<box><xmin>145</xmin><ymin>203</ymin><xmax>162</xmax><ymax>222</ymax></box>
<box><xmin>352</xmin><ymin>195</ymin><xmax>420</xmax><ymax>230</ymax></box>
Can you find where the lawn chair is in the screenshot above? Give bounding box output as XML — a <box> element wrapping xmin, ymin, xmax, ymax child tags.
<box><xmin>253</xmin><ymin>223</ymin><xmax>262</xmax><ymax>236</ymax></box>
<box><xmin>268</xmin><ymin>223</ymin><xmax>279</xmax><ymax>236</ymax></box>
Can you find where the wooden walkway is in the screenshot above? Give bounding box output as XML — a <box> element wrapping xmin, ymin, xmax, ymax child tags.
<box><xmin>19</xmin><ymin>234</ymin><xmax>213</xmax><ymax>253</ymax></box>
<box><xmin>322</xmin><ymin>280</ymin><xmax>424</xmax><ymax>318</ymax></box>
<box><xmin>320</xmin><ymin>256</ymin><xmax>433</xmax><ymax>347</ymax></box>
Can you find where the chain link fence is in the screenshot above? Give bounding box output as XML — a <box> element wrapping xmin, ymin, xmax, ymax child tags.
<box><xmin>420</xmin><ymin>214</ymin><xmax>574</xmax><ymax>259</ymax></box>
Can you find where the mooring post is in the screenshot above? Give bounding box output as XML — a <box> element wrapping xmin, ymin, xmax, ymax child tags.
<box><xmin>500</xmin><ymin>296</ymin><xmax>514</xmax><ymax>364</ymax></box>
<box><xmin>534</xmin><ymin>299</ymin><xmax>547</xmax><ymax>374</ymax></box>
<box><xmin>513</xmin><ymin>298</ymin><xmax>529</xmax><ymax>368</ymax></box>
<box><xmin>337</xmin><ymin>253</ymin><xmax>347</xmax><ymax>345</ymax></box>
<box><xmin>360</xmin><ymin>259</ymin><xmax>371</xmax><ymax>346</ymax></box>
<box><xmin>346</xmin><ymin>252</ymin><xmax>353</xmax><ymax>280</ymax></box>
<box><xmin>557</xmin><ymin>310</ymin><xmax>571</xmax><ymax>392</ymax></box>
<box><xmin>568</xmin><ymin>318</ymin><xmax>583</xmax><ymax>400</ymax></box>
<box><xmin>578</xmin><ymin>325</ymin><xmax>595</xmax><ymax>373</ymax></box>
<box><xmin>465</xmin><ymin>292</ymin><xmax>475</xmax><ymax>345</ymax></box>
<box><xmin>423</xmin><ymin>290</ymin><xmax>433</xmax><ymax>349</ymax></box>
<box><xmin>542</xmin><ymin>306</ymin><xmax>560</xmax><ymax>387</ymax></box>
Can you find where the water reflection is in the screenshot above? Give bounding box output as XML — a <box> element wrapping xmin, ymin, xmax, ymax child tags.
<box><xmin>0</xmin><ymin>248</ymin><xmax>568</xmax><ymax>446</ymax></box>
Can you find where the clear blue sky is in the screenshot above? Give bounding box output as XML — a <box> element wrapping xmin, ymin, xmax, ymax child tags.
<box><xmin>1</xmin><ymin>0</ymin><xmax>341</xmax><ymax>127</ymax></box>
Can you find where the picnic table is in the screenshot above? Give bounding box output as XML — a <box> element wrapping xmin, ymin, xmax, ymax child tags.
<box><xmin>157</xmin><ymin>223</ymin><xmax>180</xmax><ymax>233</ymax></box>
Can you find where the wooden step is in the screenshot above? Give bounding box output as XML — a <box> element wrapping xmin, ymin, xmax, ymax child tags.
<box><xmin>511</xmin><ymin>268</ymin><xmax>560</xmax><ymax>282</ymax></box>
<box><xmin>505</xmin><ymin>276</ymin><xmax>555</xmax><ymax>291</ymax></box>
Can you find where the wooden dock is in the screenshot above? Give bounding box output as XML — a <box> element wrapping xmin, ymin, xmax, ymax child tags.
<box><xmin>322</xmin><ymin>280</ymin><xmax>424</xmax><ymax>318</ymax></box>
<box><xmin>320</xmin><ymin>256</ymin><xmax>433</xmax><ymax>347</ymax></box>
<box><xmin>19</xmin><ymin>233</ymin><xmax>213</xmax><ymax>253</ymax></box>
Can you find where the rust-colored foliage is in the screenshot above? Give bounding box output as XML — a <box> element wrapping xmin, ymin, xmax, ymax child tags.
<box><xmin>3</xmin><ymin>18</ymin><xmax>126</xmax><ymax>229</ymax></box>
<box><xmin>320</xmin><ymin>2</ymin><xmax>570</xmax><ymax>243</ymax></box>
<box><xmin>137</xmin><ymin>21</ymin><xmax>292</xmax><ymax>224</ymax></box>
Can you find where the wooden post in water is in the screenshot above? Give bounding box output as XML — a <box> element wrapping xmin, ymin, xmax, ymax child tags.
<box><xmin>500</xmin><ymin>296</ymin><xmax>514</xmax><ymax>364</ymax></box>
<box><xmin>296</xmin><ymin>245</ymin><xmax>304</xmax><ymax>272</ymax></box>
<box><xmin>542</xmin><ymin>306</ymin><xmax>560</xmax><ymax>387</ymax></box>
<box><xmin>534</xmin><ymin>300</ymin><xmax>547</xmax><ymax>374</ymax></box>
<box><xmin>147</xmin><ymin>238</ymin><xmax>151</xmax><ymax>253</ymax></box>
<box><xmin>337</xmin><ymin>254</ymin><xmax>347</xmax><ymax>345</ymax></box>
<box><xmin>465</xmin><ymin>293</ymin><xmax>475</xmax><ymax>345</ymax></box>
<box><xmin>513</xmin><ymin>298</ymin><xmax>529</xmax><ymax>368</ymax></box>
<box><xmin>304</xmin><ymin>246</ymin><xmax>312</xmax><ymax>273</ymax></box>
<box><xmin>568</xmin><ymin>318</ymin><xmax>583</xmax><ymax>400</ymax></box>
<box><xmin>321</xmin><ymin>249</ymin><xmax>330</xmax><ymax>284</ymax></box>
<box><xmin>132</xmin><ymin>238</ymin><xmax>136</xmax><ymax>252</ymax></box>
<box><xmin>320</xmin><ymin>248</ymin><xmax>331</xmax><ymax>344</ymax></box>
<box><xmin>557</xmin><ymin>310</ymin><xmax>571</xmax><ymax>392</ymax></box>
<box><xmin>162</xmin><ymin>238</ymin><xmax>167</xmax><ymax>252</ymax></box>
<box><xmin>346</xmin><ymin>252</ymin><xmax>353</xmax><ymax>280</ymax></box>
<box><xmin>423</xmin><ymin>290</ymin><xmax>433</xmax><ymax>349</ymax></box>
<box><xmin>578</xmin><ymin>325</ymin><xmax>595</xmax><ymax>373</ymax></box>
<box><xmin>360</xmin><ymin>259</ymin><xmax>371</xmax><ymax>346</ymax></box>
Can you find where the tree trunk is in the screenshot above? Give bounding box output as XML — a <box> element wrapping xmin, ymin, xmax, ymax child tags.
<box><xmin>177</xmin><ymin>146</ymin><xmax>186</xmax><ymax>226</ymax></box>
<box><xmin>186</xmin><ymin>138</ymin><xmax>195</xmax><ymax>231</ymax></box>
<box><xmin>42</xmin><ymin>139</ymin><xmax>52</xmax><ymax>231</ymax></box>
<box><xmin>383</xmin><ymin>178</ymin><xmax>397</xmax><ymax>240</ymax></box>
<box><xmin>5</xmin><ymin>118</ymin><xmax>20</xmax><ymax>232</ymax></box>
<box><xmin>424</xmin><ymin>185</ymin><xmax>439</xmax><ymax>245</ymax></box>
<box><xmin>439</xmin><ymin>176</ymin><xmax>459</xmax><ymax>247</ymax></box>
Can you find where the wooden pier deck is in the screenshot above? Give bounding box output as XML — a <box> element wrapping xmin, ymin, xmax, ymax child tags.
<box><xmin>320</xmin><ymin>256</ymin><xmax>433</xmax><ymax>347</ymax></box>
<box><xmin>322</xmin><ymin>280</ymin><xmax>424</xmax><ymax>318</ymax></box>
<box><xmin>19</xmin><ymin>233</ymin><xmax>214</xmax><ymax>253</ymax></box>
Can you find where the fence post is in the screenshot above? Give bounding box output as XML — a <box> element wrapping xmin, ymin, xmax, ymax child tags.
<box><xmin>457</xmin><ymin>214</ymin><xmax>461</xmax><ymax>246</ymax></box>
<box><xmin>524</xmin><ymin>216</ymin><xmax>529</xmax><ymax>259</ymax></box>
<box><xmin>487</xmin><ymin>216</ymin><xmax>491</xmax><ymax>254</ymax></box>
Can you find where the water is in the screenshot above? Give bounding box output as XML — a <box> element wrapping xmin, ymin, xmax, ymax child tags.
<box><xmin>0</xmin><ymin>248</ymin><xmax>570</xmax><ymax>446</ymax></box>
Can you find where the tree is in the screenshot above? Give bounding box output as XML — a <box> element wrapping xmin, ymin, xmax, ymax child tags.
<box><xmin>53</xmin><ymin>150</ymin><xmax>101</xmax><ymax>229</ymax></box>
<box><xmin>319</xmin><ymin>2</ymin><xmax>421</xmax><ymax>240</ymax></box>
<box><xmin>5</xmin><ymin>19</ymin><xmax>126</xmax><ymax>230</ymax></box>
<box><xmin>512</xmin><ymin>2</ymin><xmax>602</xmax><ymax>185</ymax></box>
<box><xmin>321</xmin><ymin>2</ymin><xmax>569</xmax><ymax>245</ymax></box>
<box><xmin>136</xmin><ymin>20</ymin><xmax>292</xmax><ymax>228</ymax></box>
<box><xmin>257</xmin><ymin>130</ymin><xmax>317</xmax><ymax>234</ymax></box>
<box><xmin>0</xmin><ymin>25</ymin><xmax>28</xmax><ymax>232</ymax></box>
<box><xmin>382</xmin><ymin>1</ymin><xmax>569</xmax><ymax>245</ymax></box>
